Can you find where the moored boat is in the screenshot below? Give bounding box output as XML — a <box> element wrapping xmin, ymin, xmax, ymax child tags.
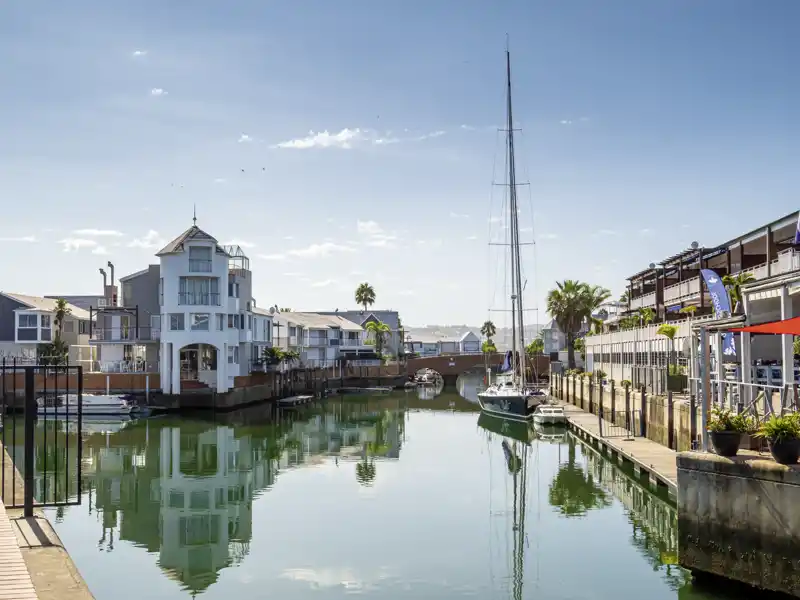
<box><xmin>532</xmin><ymin>404</ymin><xmax>566</xmax><ymax>425</ymax></box>
<box><xmin>36</xmin><ymin>393</ymin><xmax>135</xmax><ymax>417</ymax></box>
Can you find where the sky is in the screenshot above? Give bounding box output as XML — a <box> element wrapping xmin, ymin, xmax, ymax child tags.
<box><xmin>0</xmin><ymin>0</ymin><xmax>798</xmax><ymax>327</ymax></box>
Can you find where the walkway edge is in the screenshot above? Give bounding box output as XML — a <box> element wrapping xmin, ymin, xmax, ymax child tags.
<box><xmin>562</xmin><ymin>404</ymin><xmax>678</xmax><ymax>499</ymax></box>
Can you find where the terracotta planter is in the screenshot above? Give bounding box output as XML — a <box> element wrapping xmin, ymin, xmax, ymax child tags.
<box><xmin>709</xmin><ymin>431</ymin><xmax>742</xmax><ymax>457</ymax></box>
<box><xmin>768</xmin><ymin>438</ymin><xmax>800</xmax><ymax>465</ymax></box>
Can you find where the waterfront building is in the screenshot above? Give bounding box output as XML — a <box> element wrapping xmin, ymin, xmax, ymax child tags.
<box><xmin>584</xmin><ymin>210</ymin><xmax>800</xmax><ymax>389</ymax></box>
<box><xmin>315</xmin><ymin>309</ymin><xmax>403</xmax><ymax>357</ymax></box>
<box><xmin>44</xmin><ymin>294</ymin><xmax>106</xmax><ymax>312</ymax></box>
<box><xmin>272</xmin><ymin>311</ymin><xmax>372</xmax><ymax>367</ymax></box>
<box><xmin>0</xmin><ymin>292</ymin><xmax>92</xmax><ymax>363</ymax></box>
<box><xmin>403</xmin><ymin>330</ymin><xmax>481</xmax><ymax>357</ymax></box>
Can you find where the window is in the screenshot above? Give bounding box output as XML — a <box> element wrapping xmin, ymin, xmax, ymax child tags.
<box><xmin>19</xmin><ymin>314</ymin><xmax>37</xmax><ymax>328</ymax></box>
<box><xmin>227</xmin><ymin>346</ymin><xmax>239</xmax><ymax>364</ymax></box>
<box><xmin>216</xmin><ymin>314</ymin><xmax>225</xmax><ymax>331</ymax></box>
<box><xmin>79</xmin><ymin>320</ymin><xmax>89</xmax><ymax>335</ymax></box>
<box><xmin>228</xmin><ymin>281</ymin><xmax>239</xmax><ymax>298</ymax></box>
<box><xmin>169</xmin><ymin>313</ymin><xmax>185</xmax><ymax>331</ymax></box>
<box><xmin>41</xmin><ymin>315</ymin><xmax>51</xmax><ymax>328</ymax></box>
<box><xmin>190</xmin><ymin>313</ymin><xmax>210</xmax><ymax>331</ymax></box>
<box><xmin>228</xmin><ymin>314</ymin><xmax>241</xmax><ymax>329</ymax></box>
<box><xmin>188</xmin><ymin>246</ymin><xmax>213</xmax><ymax>273</ymax></box>
<box><xmin>179</xmin><ymin>277</ymin><xmax>220</xmax><ymax>305</ymax></box>
<box><xmin>63</xmin><ymin>320</ymin><xmax>74</xmax><ymax>333</ymax></box>
<box><xmin>159</xmin><ymin>278</ymin><xmax>164</xmax><ymax>306</ymax></box>
<box><xmin>248</xmin><ymin>315</ymin><xmax>252</xmax><ymax>330</ymax></box>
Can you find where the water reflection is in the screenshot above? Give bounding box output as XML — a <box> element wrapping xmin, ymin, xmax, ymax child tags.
<box><xmin>548</xmin><ymin>437</ymin><xmax>613</xmax><ymax>517</ymax></box>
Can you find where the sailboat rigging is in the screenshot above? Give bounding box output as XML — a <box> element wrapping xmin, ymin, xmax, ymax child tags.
<box><xmin>478</xmin><ymin>48</ymin><xmax>545</xmax><ymax>421</ymax></box>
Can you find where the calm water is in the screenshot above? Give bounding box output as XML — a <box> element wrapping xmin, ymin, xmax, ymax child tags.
<box><xmin>5</xmin><ymin>376</ymin><xmax>745</xmax><ymax>599</ymax></box>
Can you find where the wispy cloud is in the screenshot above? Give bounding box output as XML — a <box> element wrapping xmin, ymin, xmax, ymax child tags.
<box><xmin>357</xmin><ymin>220</ymin><xmax>397</xmax><ymax>248</ymax></box>
<box><xmin>638</xmin><ymin>228</ymin><xmax>653</xmax><ymax>236</ymax></box>
<box><xmin>59</xmin><ymin>238</ymin><xmax>98</xmax><ymax>252</ymax></box>
<box><xmin>128</xmin><ymin>230</ymin><xmax>164</xmax><ymax>249</ymax></box>
<box><xmin>238</xmin><ymin>134</ymin><xmax>252</xmax><ymax>143</ymax></box>
<box><xmin>274</xmin><ymin>128</ymin><xmax>365</xmax><ymax>150</ymax></box>
<box><xmin>150</xmin><ymin>88</ymin><xmax>167</xmax><ymax>96</ymax></box>
<box><xmin>595</xmin><ymin>229</ymin><xmax>617</xmax><ymax>236</ymax></box>
<box><xmin>131</xmin><ymin>49</ymin><xmax>147</xmax><ymax>57</ymax></box>
<box><xmin>289</xmin><ymin>242</ymin><xmax>355</xmax><ymax>258</ymax></box>
<box><xmin>310</xmin><ymin>279</ymin><xmax>335</xmax><ymax>288</ymax></box>
<box><xmin>223</xmin><ymin>239</ymin><xmax>256</xmax><ymax>248</ymax></box>
<box><xmin>560</xmin><ymin>117</ymin><xmax>590</xmax><ymax>126</ymax></box>
<box><xmin>283</xmin><ymin>235</ymin><xmax>294</xmax><ymax>240</ymax></box>
<box><xmin>488</xmin><ymin>216</ymin><xmax>503</xmax><ymax>224</ymax></box>
<box><xmin>466</xmin><ymin>235</ymin><xmax>478</xmax><ymax>241</ymax></box>
<box><xmin>540</xmin><ymin>233</ymin><xmax>559</xmax><ymax>240</ymax></box>
<box><xmin>92</xmin><ymin>246</ymin><xmax>109</xmax><ymax>255</ymax></box>
<box><xmin>449</xmin><ymin>211</ymin><xmax>470</xmax><ymax>219</ymax></box>
<box><xmin>258</xmin><ymin>253</ymin><xmax>287</xmax><ymax>261</ymax></box>
<box><xmin>214</xmin><ymin>178</ymin><xmax>226</xmax><ymax>184</ymax></box>
<box><xmin>73</xmin><ymin>228</ymin><xmax>123</xmax><ymax>237</ymax></box>
<box><xmin>273</xmin><ymin>127</ymin><xmax>446</xmax><ymax>150</ymax></box>
<box><xmin>0</xmin><ymin>236</ymin><xmax>36</xmax><ymax>243</ymax></box>
<box><xmin>398</xmin><ymin>290</ymin><xmax>416</xmax><ymax>296</ymax></box>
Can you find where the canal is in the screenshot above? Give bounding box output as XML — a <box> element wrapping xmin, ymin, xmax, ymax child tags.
<box><xmin>5</xmin><ymin>375</ymin><xmax>749</xmax><ymax>599</ymax></box>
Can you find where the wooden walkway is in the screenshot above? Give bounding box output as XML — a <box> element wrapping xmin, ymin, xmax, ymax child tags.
<box><xmin>0</xmin><ymin>501</ymin><xmax>38</xmax><ymax>600</ymax></box>
<box><xmin>562</xmin><ymin>403</ymin><xmax>678</xmax><ymax>498</ymax></box>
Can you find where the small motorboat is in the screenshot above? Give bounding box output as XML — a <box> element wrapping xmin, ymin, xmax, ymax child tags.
<box><xmin>277</xmin><ymin>395</ymin><xmax>314</xmax><ymax>408</ymax></box>
<box><xmin>532</xmin><ymin>404</ymin><xmax>566</xmax><ymax>425</ymax></box>
<box><xmin>37</xmin><ymin>393</ymin><xmax>135</xmax><ymax>417</ymax></box>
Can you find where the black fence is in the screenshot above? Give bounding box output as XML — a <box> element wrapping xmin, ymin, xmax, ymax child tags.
<box><xmin>1</xmin><ymin>361</ymin><xmax>83</xmax><ymax>514</ymax></box>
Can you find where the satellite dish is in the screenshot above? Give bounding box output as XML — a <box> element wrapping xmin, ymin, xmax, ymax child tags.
<box><xmin>269</xmin><ymin>307</ymin><xmax>275</xmax><ymax>314</ymax></box>
<box><xmin>690</xmin><ymin>241</ymin><xmax>699</xmax><ymax>250</ymax></box>
<box><xmin>649</xmin><ymin>263</ymin><xmax>655</xmax><ymax>269</ymax></box>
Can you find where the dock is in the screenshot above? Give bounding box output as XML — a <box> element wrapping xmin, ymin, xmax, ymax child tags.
<box><xmin>277</xmin><ymin>395</ymin><xmax>314</xmax><ymax>408</ymax></box>
<box><xmin>0</xmin><ymin>503</ymin><xmax>37</xmax><ymax>599</ymax></box>
<box><xmin>561</xmin><ymin>403</ymin><xmax>678</xmax><ymax>498</ymax></box>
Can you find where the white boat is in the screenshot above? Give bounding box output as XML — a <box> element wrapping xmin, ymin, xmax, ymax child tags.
<box><xmin>37</xmin><ymin>393</ymin><xmax>135</xmax><ymax>416</ymax></box>
<box><xmin>532</xmin><ymin>404</ymin><xmax>566</xmax><ymax>425</ymax></box>
<box><xmin>477</xmin><ymin>49</ymin><xmax>539</xmax><ymax>422</ymax></box>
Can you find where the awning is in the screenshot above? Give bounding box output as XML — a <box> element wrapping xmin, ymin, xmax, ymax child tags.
<box><xmin>729</xmin><ymin>316</ymin><xmax>800</xmax><ymax>335</ymax></box>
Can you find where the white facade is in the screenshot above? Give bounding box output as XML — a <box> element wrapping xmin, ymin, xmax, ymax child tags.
<box><xmin>273</xmin><ymin>312</ymin><xmax>368</xmax><ymax>367</ymax></box>
<box><xmin>403</xmin><ymin>330</ymin><xmax>481</xmax><ymax>357</ymax></box>
<box><xmin>157</xmin><ymin>225</ymin><xmax>271</xmax><ymax>394</ymax></box>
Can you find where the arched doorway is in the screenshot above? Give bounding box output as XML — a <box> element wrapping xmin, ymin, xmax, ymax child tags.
<box><xmin>179</xmin><ymin>343</ymin><xmax>218</xmax><ymax>387</ymax></box>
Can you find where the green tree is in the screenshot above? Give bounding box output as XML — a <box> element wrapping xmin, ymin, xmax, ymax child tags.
<box><xmin>53</xmin><ymin>298</ymin><xmax>71</xmax><ymax>340</ymax></box>
<box><xmin>657</xmin><ymin>324</ymin><xmax>679</xmax><ymax>367</ymax></box>
<box><xmin>482</xmin><ymin>339</ymin><xmax>497</xmax><ymax>353</ymax></box>
<box><xmin>678</xmin><ymin>305</ymin><xmax>697</xmax><ymax>320</ymax></box>
<box><xmin>480</xmin><ymin>320</ymin><xmax>497</xmax><ymax>339</ymax></box>
<box><xmin>365</xmin><ymin>320</ymin><xmax>391</xmax><ymax>356</ymax></box>
<box><xmin>619</xmin><ymin>290</ymin><xmax>629</xmax><ymax>305</ymax></box>
<box><xmin>355</xmin><ymin>282</ymin><xmax>376</xmax><ymax>313</ymax></box>
<box><xmin>527</xmin><ymin>338</ymin><xmax>544</xmax><ymax>355</ymax></box>
<box><xmin>546</xmin><ymin>280</ymin><xmax>610</xmax><ymax>369</ymax></box>
<box><xmin>548</xmin><ymin>439</ymin><xmax>612</xmax><ymax>517</ymax></box>
<box><xmin>638</xmin><ymin>307</ymin><xmax>656</xmax><ymax>325</ymax></box>
<box><xmin>722</xmin><ymin>272</ymin><xmax>755</xmax><ymax>314</ymax></box>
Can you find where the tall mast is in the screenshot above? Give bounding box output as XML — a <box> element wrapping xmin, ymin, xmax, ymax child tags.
<box><xmin>505</xmin><ymin>49</ymin><xmax>526</xmax><ymax>386</ymax></box>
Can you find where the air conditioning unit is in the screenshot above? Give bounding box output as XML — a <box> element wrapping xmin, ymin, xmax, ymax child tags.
<box><xmin>98</xmin><ymin>298</ymin><xmax>107</xmax><ymax>307</ymax></box>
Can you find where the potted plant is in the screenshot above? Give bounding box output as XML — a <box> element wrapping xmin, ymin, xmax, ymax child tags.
<box><xmin>707</xmin><ymin>407</ymin><xmax>755</xmax><ymax>457</ymax></box>
<box><xmin>754</xmin><ymin>414</ymin><xmax>800</xmax><ymax>465</ymax></box>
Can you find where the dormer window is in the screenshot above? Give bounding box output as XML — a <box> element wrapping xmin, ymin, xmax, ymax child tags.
<box><xmin>189</xmin><ymin>246</ymin><xmax>212</xmax><ymax>273</ymax></box>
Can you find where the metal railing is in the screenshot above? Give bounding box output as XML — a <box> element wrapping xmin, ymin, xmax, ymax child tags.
<box><xmin>90</xmin><ymin>326</ymin><xmax>161</xmax><ymax>342</ymax></box>
<box><xmin>178</xmin><ymin>292</ymin><xmax>221</xmax><ymax>306</ymax></box>
<box><xmin>1</xmin><ymin>360</ymin><xmax>84</xmax><ymax>514</ymax></box>
<box><xmin>188</xmin><ymin>259</ymin><xmax>213</xmax><ymax>273</ymax></box>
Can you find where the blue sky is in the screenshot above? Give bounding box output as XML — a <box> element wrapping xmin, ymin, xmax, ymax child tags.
<box><xmin>0</xmin><ymin>0</ymin><xmax>797</xmax><ymax>327</ymax></box>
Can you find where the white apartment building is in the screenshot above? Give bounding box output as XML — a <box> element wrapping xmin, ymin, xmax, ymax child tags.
<box><xmin>157</xmin><ymin>222</ymin><xmax>272</xmax><ymax>394</ymax></box>
<box><xmin>272</xmin><ymin>311</ymin><xmax>370</xmax><ymax>366</ymax></box>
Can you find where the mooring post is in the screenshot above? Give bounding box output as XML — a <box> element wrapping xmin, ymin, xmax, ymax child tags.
<box><xmin>625</xmin><ymin>385</ymin><xmax>632</xmax><ymax>435</ymax></box>
<box><xmin>588</xmin><ymin>379</ymin><xmax>594</xmax><ymax>414</ymax></box>
<box><xmin>690</xmin><ymin>389</ymin><xmax>697</xmax><ymax>450</ymax></box>
<box><xmin>610</xmin><ymin>380</ymin><xmax>616</xmax><ymax>424</ymax></box>
<box><xmin>640</xmin><ymin>385</ymin><xmax>647</xmax><ymax>438</ymax></box>
<box><xmin>667</xmin><ymin>391</ymin><xmax>675</xmax><ymax>450</ymax></box>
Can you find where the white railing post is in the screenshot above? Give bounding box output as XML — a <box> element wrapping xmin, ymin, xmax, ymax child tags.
<box><xmin>699</xmin><ymin>326</ymin><xmax>711</xmax><ymax>452</ymax></box>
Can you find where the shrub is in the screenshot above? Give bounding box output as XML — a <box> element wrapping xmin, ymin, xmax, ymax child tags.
<box><xmin>707</xmin><ymin>407</ymin><xmax>755</xmax><ymax>434</ymax></box>
<box><xmin>754</xmin><ymin>414</ymin><xmax>800</xmax><ymax>442</ymax></box>
<box><xmin>620</xmin><ymin>379</ymin><xmax>632</xmax><ymax>387</ymax></box>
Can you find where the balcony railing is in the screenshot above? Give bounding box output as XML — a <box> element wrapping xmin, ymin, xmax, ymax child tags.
<box><xmin>341</xmin><ymin>338</ymin><xmax>362</xmax><ymax>347</ymax></box>
<box><xmin>90</xmin><ymin>327</ymin><xmax>161</xmax><ymax>342</ymax></box>
<box><xmin>188</xmin><ymin>259</ymin><xmax>213</xmax><ymax>273</ymax></box>
<box><xmin>630</xmin><ymin>292</ymin><xmax>656</xmax><ymax>310</ymax></box>
<box><xmin>663</xmin><ymin>276</ymin><xmax>701</xmax><ymax>304</ymax></box>
<box><xmin>308</xmin><ymin>337</ymin><xmax>328</xmax><ymax>347</ymax></box>
<box><xmin>178</xmin><ymin>292</ymin><xmax>220</xmax><ymax>306</ymax></box>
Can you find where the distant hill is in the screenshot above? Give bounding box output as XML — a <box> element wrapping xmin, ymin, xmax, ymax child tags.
<box><xmin>405</xmin><ymin>324</ymin><xmax>544</xmax><ymax>351</ymax></box>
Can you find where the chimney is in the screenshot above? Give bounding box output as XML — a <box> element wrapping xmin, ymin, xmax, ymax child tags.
<box><xmin>99</xmin><ymin>268</ymin><xmax>107</xmax><ymax>289</ymax></box>
<box><xmin>105</xmin><ymin>262</ymin><xmax>118</xmax><ymax>306</ymax></box>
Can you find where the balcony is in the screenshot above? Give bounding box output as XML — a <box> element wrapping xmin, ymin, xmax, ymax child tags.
<box><xmin>179</xmin><ymin>292</ymin><xmax>220</xmax><ymax>306</ymax></box>
<box><xmin>630</xmin><ymin>292</ymin><xmax>656</xmax><ymax>310</ymax></box>
<box><xmin>340</xmin><ymin>338</ymin><xmax>363</xmax><ymax>347</ymax></box>
<box><xmin>740</xmin><ymin>263</ymin><xmax>769</xmax><ymax>281</ymax></box>
<box><xmin>90</xmin><ymin>327</ymin><xmax>161</xmax><ymax>342</ymax></box>
<box><xmin>663</xmin><ymin>277</ymin><xmax>701</xmax><ymax>304</ymax></box>
<box><xmin>288</xmin><ymin>335</ymin><xmax>299</xmax><ymax>346</ymax></box>
<box><xmin>308</xmin><ymin>337</ymin><xmax>328</xmax><ymax>347</ymax></box>
<box><xmin>188</xmin><ymin>259</ymin><xmax>213</xmax><ymax>273</ymax></box>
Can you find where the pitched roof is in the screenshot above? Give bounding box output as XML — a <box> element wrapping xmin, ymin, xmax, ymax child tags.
<box><xmin>155</xmin><ymin>225</ymin><xmax>227</xmax><ymax>257</ymax></box>
<box><xmin>273</xmin><ymin>312</ymin><xmax>363</xmax><ymax>331</ymax></box>
<box><xmin>1</xmin><ymin>293</ymin><xmax>91</xmax><ymax>319</ymax></box>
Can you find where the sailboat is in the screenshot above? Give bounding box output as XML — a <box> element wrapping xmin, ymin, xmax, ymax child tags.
<box><xmin>478</xmin><ymin>49</ymin><xmax>544</xmax><ymax>422</ymax></box>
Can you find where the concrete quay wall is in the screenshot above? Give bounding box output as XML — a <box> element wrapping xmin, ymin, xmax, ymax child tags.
<box><xmin>677</xmin><ymin>451</ymin><xmax>800</xmax><ymax>597</ymax></box>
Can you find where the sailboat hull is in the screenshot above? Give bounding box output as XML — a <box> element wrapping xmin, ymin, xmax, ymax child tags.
<box><xmin>477</xmin><ymin>391</ymin><xmax>536</xmax><ymax>421</ymax></box>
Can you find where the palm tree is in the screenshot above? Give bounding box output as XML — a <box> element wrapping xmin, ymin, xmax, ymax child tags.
<box><xmin>365</xmin><ymin>320</ymin><xmax>391</xmax><ymax>356</ymax></box>
<box><xmin>638</xmin><ymin>307</ymin><xmax>656</xmax><ymax>325</ymax></box>
<box><xmin>355</xmin><ymin>283</ymin><xmax>376</xmax><ymax>313</ymax></box>
<box><xmin>53</xmin><ymin>298</ymin><xmax>71</xmax><ymax>340</ymax></box>
<box><xmin>619</xmin><ymin>290</ymin><xmax>629</xmax><ymax>305</ymax></box>
<box><xmin>678</xmin><ymin>305</ymin><xmax>697</xmax><ymax>321</ymax></box>
<box><xmin>657</xmin><ymin>324</ymin><xmax>678</xmax><ymax>369</ymax></box>
<box><xmin>482</xmin><ymin>339</ymin><xmax>497</xmax><ymax>353</ymax></box>
<box><xmin>722</xmin><ymin>272</ymin><xmax>755</xmax><ymax>314</ymax></box>
<box><xmin>480</xmin><ymin>320</ymin><xmax>497</xmax><ymax>340</ymax></box>
<box><xmin>527</xmin><ymin>337</ymin><xmax>544</xmax><ymax>355</ymax></box>
<box><xmin>546</xmin><ymin>281</ymin><xmax>610</xmax><ymax>369</ymax></box>
<box><xmin>548</xmin><ymin>439</ymin><xmax>612</xmax><ymax>517</ymax></box>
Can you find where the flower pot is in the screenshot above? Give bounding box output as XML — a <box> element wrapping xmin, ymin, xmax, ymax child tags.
<box><xmin>709</xmin><ymin>431</ymin><xmax>742</xmax><ymax>457</ymax></box>
<box><xmin>768</xmin><ymin>438</ymin><xmax>800</xmax><ymax>465</ymax></box>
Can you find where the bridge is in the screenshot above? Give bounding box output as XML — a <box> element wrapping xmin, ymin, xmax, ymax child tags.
<box><xmin>406</xmin><ymin>353</ymin><xmax>550</xmax><ymax>385</ymax></box>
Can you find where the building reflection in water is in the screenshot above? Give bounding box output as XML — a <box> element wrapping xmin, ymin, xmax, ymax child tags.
<box><xmin>53</xmin><ymin>400</ymin><xmax>406</xmax><ymax>595</ymax></box>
